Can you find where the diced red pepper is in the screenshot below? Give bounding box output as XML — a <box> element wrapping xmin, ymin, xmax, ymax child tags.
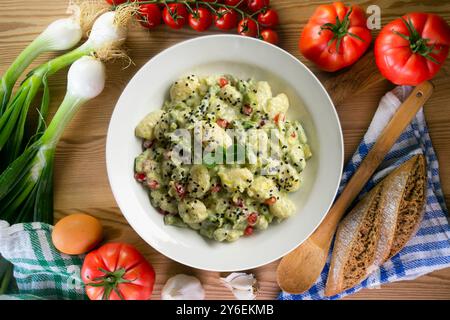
<box><xmin>264</xmin><ymin>197</ymin><xmax>277</xmax><ymax>205</ymax></box>
<box><xmin>218</xmin><ymin>77</ymin><xmax>228</xmax><ymax>88</ymax></box>
<box><xmin>247</xmin><ymin>212</ymin><xmax>258</xmax><ymax>226</ymax></box>
<box><xmin>216</xmin><ymin>118</ymin><xmax>229</xmax><ymax>129</ymax></box>
<box><xmin>211</xmin><ymin>185</ymin><xmax>221</xmax><ymax>193</ymax></box>
<box><xmin>134</xmin><ymin>172</ymin><xmax>147</xmax><ymax>182</ymax></box>
<box><xmin>242</xmin><ymin>104</ymin><xmax>253</xmax><ymax>116</ymax></box>
<box><xmin>244</xmin><ymin>226</ymin><xmax>254</xmax><ymax>236</ymax></box>
<box><xmin>291</xmin><ymin>131</ymin><xmax>297</xmax><ymax>138</ymax></box>
<box><xmin>259</xmin><ymin>119</ymin><xmax>266</xmax><ymax>127</ymax></box>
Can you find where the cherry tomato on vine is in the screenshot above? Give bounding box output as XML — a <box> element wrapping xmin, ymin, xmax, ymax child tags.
<box><xmin>214</xmin><ymin>8</ymin><xmax>238</xmax><ymax>30</ymax></box>
<box><xmin>162</xmin><ymin>3</ymin><xmax>188</xmax><ymax>29</ymax></box>
<box><xmin>224</xmin><ymin>0</ymin><xmax>246</xmax><ymax>8</ymax></box>
<box><xmin>189</xmin><ymin>7</ymin><xmax>213</xmax><ymax>32</ymax></box>
<box><xmin>258</xmin><ymin>8</ymin><xmax>278</xmax><ymax>28</ymax></box>
<box><xmin>261</xmin><ymin>29</ymin><xmax>279</xmax><ymax>44</ymax></box>
<box><xmin>105</xmin><ymin>0</ymin><xmax>127</xmax><ymax>5</ymax></box>
<box><xmin>138</xmin><ymin>4</ymin><xmax>162</xmax><ymax>29</ymax></box>
<box><xmin>238</xmin><ymin>18</ymin><xmax>258</xmax><ymax>37</ymax></box>
<box><xmin>247</xmin><ymin>0</ymin><xmax>269</xmax><ymax>13</ymax></box>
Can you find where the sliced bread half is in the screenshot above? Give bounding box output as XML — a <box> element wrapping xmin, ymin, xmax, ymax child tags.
<box><xmin>324</xmin><ymin>182</ymin><xmax>385</xmax><ymax>296</ymax></box>
<box><xmin>324</xmin><ymin>154</ymin><xmax>427</xmax><ymax>296</ymax></box>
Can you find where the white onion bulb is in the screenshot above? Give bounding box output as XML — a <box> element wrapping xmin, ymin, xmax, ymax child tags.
<box><xmin>84</xmin><ymin>11</ymin><xmax>127</xmax><ymax>50</ymax></box>
<box><xmin>67</xmin><ymin>56</ymin><xmax>105</xmax><ymax>100</ymax></box>
<box><xmin>40</xmin><ymin>18</ymin><xmax>83</xmax><ymax>51</ymax></box>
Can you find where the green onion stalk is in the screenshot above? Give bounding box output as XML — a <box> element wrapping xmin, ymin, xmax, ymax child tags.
<box><xmin>0</xmin><ymin>0</ymin><xmax>109</xmax><ymax>114</ymax></box>
<box><xmin>0</xmin><ymin>9</ymin><xmax>129</xmax><ymax>168</ymax></box>
<box><xmin>0</xmin><ymin>9</ymin><xmax>83</xmax><ymax>298</ymax></box>
<box><xmin>0</xmin><ymin>56</ymin><xmax>106</xmax><ymax>225</ymax></box>
<box><xmin>0</xmin><ymin>17</ymin><xmax>83</xmax><ymax>116</ymax></box>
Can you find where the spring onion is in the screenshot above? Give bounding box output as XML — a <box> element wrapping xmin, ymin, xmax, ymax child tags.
<box><xmin>0</xmin><ymin>56</ymin><xmax>106</xmax><ymax>225</ymax></box>
<box><xmin>0</xmin><ymin>9</ymin><xmax>130</xmax><ymax>167</ymax></box>
<box><xmin>0</xmin><ymin>17</ymin><xmax>83</xmax><ymax>115</ymax></box>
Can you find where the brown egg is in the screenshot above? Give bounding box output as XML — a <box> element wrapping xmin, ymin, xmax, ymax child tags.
<box><xmin>52</xmin><ymin>213</ymin><xmax>103</xmax><ymax>255</ymax></box>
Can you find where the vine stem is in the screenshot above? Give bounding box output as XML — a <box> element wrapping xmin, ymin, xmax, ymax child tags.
<box><xmin>113</xmin><ymin>0</ymin><xmax>263</xmax><ymax>38</ymax></box>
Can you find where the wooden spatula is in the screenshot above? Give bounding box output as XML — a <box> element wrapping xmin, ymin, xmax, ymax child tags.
<box><xmin>277</xmin><ymin>81</ymin><xmax>434</xmax><ymax>294</ymax></box>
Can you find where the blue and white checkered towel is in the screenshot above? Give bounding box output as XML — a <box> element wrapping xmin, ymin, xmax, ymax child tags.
<box><xmin>279</xmin><ymin>85</ymin><xmax>450</xmax><ymax>300</ymax></box>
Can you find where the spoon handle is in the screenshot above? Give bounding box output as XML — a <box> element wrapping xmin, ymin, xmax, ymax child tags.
<box><xmin>277</xmin><ymin>81</ymin><xmax>433</xmax><ymax>293</ymax></box>
<box><xmin>316</xmin><ymin>81</ymin><xmax>434</xmax><ymax>245</ymax></box>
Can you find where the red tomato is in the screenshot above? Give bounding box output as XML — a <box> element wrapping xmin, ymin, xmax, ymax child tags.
<box><xmin>139</xmin><ymin>4</ymin><xmax>162</xmax><ymax>29</ymax></box>
<box><xmin>247</xmin><ymin>212</ymin><xmax>258</xmax><ymax>226</ymax></box>
<box><xmin>189</xmin><ymin>7</ymin><xmax>213</xmax><ymax>32</ymax></box>
<box><xmin>264</xmin><ymin>196</ymin><xmax>277</xmax><ymax>205</ymax></box>
<box><xmin>162</xmin><ymin>3</ymin><xmax>188</xmax><ymax>29</ymax></box>
<box><xmin>214</xmin><ymin>8</ymin><xmax>238</xmax><ymax>30</ymax></box>
<box><xmin>175</xmin><ymin>183</ymin><xmax>186</xmax><ymax>198</ymax></box>
<box><xmin>375</xmin><ymin>13</ymin><xmax>450</xmax><ymax>85</ymax></box>
<box><xmin>247</xmin><ymin>0</ymin><xmax>269</xmax><ymax>13</ymax></box>
<box><xmin>274</xmin><ymin>112</ymin><xmax>285</xmax><ymax>124</ymax></box>
<box><xmin>244</xmin><ymin>226</ymin><xmax>254</xmax><ymax>236</ymax></box>
<box><xmin>216</xmin><ymin>118</ymin><xmax>229</xmax><ymax>128</ymax></box>
<box><xmin>218</xmin><ymin>77</ymin><xmax>229</xmax><ymax>87</ymax></box>
<box><xmin>299</xmin><ymin>2</ymin><xmax>372</xmax><ymax>72</ymax></box>
<box><xmin>257</xmin><ymin>9</ymin><xmax>278</xmax><ymax>28</ymax></box>
<box><xmin>81</xmin><ymin>243</ymin><xmax>155</xmax><ymax>300</ymax></box>
<box><xmin>134</xmin><ymin>172</ymin><xmax>146</xmax><ymax>182</ymax></box>
<box><xmin>238</xmin><ymin>18</ymin><xmax>258</xmax><ymax>37</ymax></box>
<box><xmin>261</xmin><ymin>29</ymin><xmax>279</xmax><ymax>44</ymax></box>
<box><xmin>211</xmin><ymin>184</ymin><xmax>221</xmax><ymax>193</ymax></box>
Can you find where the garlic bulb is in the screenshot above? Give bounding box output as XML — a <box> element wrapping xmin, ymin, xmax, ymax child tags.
<box><xmin>220</xmin><ymin>272</ymin><xmax>258</xmax><ymax>300</ymax></box>
<box><xmin>161</xmin><ymin>274</ymin><xmax>205</xmax><ymax>300</ymax></box>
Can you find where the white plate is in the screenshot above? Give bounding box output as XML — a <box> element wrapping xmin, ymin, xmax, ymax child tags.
<box><xmin>106</xmin><ymin>35</ymin><xmax>343</xmax><ymax>271</ymax></box>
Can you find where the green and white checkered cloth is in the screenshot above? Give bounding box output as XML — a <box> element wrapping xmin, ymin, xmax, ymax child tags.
<box><xmin>0</xmin><ymin>220</ymin><xmax>87</xmax><ymax>300</ymax></box>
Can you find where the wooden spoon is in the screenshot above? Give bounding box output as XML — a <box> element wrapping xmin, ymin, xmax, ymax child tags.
<box><xmin>277</xmin><ymin>81</ymin><xmax>434</xmax><ymax>294</ymax></box>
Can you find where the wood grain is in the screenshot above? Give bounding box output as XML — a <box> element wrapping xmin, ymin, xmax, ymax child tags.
<box><xmin>1</xmin><ymin>0</ymin><xmax>450</xmax><ymax>300</ymax></box>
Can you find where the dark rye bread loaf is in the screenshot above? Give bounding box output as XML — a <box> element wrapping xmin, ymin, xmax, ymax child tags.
<box><xmin>324</xmin><ymin>155</ymin><xmax>426</xmax><ymax>296</ymax></box>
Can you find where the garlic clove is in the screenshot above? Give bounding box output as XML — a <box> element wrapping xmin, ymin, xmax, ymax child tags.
<box><xmin>220</xmin><ymin>272</ymin><xmax>258</xmax><ymax>300</ymax></box>
<box><xmin>232</xmin><ymin>288</ymin><xmax>257</xmax><ymax>300</ymax></box>
<box><xmin>161</xmin><ymin>274</ymin><xmax>205</xmax><ymax>300</ymax></box>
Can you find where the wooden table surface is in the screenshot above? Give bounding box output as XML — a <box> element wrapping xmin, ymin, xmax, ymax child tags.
<box><xmin>1</xmin><ymin>0</ymin><xmax>450</xmax><ymax>300</ymax></box>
